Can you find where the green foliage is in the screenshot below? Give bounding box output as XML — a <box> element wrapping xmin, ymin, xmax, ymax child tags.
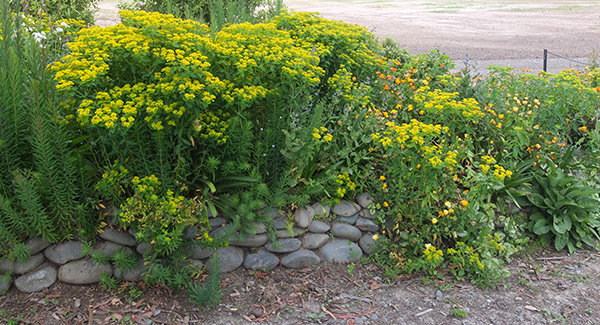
<box><xmin>188</xmin><ymin>254</ymin><xmax>222</xmax><ymax>307</ymax></box>
<box><xmin>100</xmin><ymin>273</ymin><xmax>120</xmax><ymax>291</ymax></box>
<box><xmin>380</xmin><ymin>37</ymin><xmax>411</xmax><ymax>64</ymax></box>
<box><xmin>0</xmin><ymin>1</ymin><xmax>93</xmax><ymax>257</ymax></box>
<box><xmin>522</xmin><ymin>164</ymin><xmax>600</xmax><ymax>253</ymax></box>
<box><xmin>15</xmin><ymin>0</ymin><xmax>97</xmax><ymax>24</ymax></box>
<box><xmin>140</xmin><ymin>0</ymin><xmax>268</xmax><ymax>26</ymax></box>
<box><xmin>111</xmin><ymin>248</ymin><xmax>138</xmax><ymax>271</ymax></box>
<box><xmin>451</xmin><ymin>307</ymin><xmax>468</xmax><ymax>319</ymax></box>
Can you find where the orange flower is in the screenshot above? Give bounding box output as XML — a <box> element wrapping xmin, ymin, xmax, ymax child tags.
<box><xmin>384</xmin><ymin>84</ymin><xmax>389</xmax><ymax>90</ymax></box>
<box><xmin>581</xmin><ymin>126</ymin><xmax>587</xmax><ymax>132</ymax></box>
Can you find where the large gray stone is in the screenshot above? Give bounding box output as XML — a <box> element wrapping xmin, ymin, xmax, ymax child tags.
<box><xmin>0</xmin><ymin>259</ymin><xmax>14</xmax><ymax>273</ymax></box>
<box><xmin>271</xmin><ymin>217</ymin><xmax>287</xmax><ymax>230</ymax></box>
<box><xmin>361</xmin><ymin>208</ymin><xmax>377</xmax><ymax>220</ymax></box>
<box><xmin>281</xmin><ymin>250</ymin><xmax>320</xmax><ymax>269</ymax></box>
<box><xmin>136</xmin><ymin>242</ymin><xmax>152</xmax><ymax>255</ymax></box>
<box><xmin>275</xmin><ymin>228</ymin><xmax>306</xmax><ymax>239</ymax></box>
<box><xmin>265</xmin><ymin>238</ymin><xmax>302</xmax><ymax>253</ymax></box>
<box><xmin>209</xmin><ymin>217</ymin><xmax>226</xmax><ymax>229</ymax></box>
<box><xmin>309</xmin><ymin>220</ymin><xmax>330</xmax><ymax>233</ymax></box>
<box><xmin>187</xmin><ymin>245</ymin><xmax>214</xmax><ymax>259</ymax></box>
<box><xmin>26</xmin><ymin>237</ymin><xmax>51</xmax><ymax>255</ymax></box>
<box><xmin>294</xmin><ymin>206</ymin><xmax>314</xmax><ymax>228</ymax></box>
<box><xmin>14</xmin><ymin>265</ymin><xmax>57</xmax><ymax>292</ymax></box>
<box><xmin>321</xmin><ymin>241</ymin><xmax>363</xmax><ymax>263</ymax></box>
<box><xmin>303</xmin><ymin>233</ymin><xmax>330</xmax><ymax>250</ymax></box>
<box><xmin>359</xmin><ymin>234</ymin><xmax>377</xmax><ymax>255</ymax></box>
<box><xmin>58</xmin><ymin>258</ymin><xmax>113</xmax><ymax>284</ymax></box>
<box><xmin>99</xmin><ymin>228</ymin><xmax>137</xmax><ymax>247</ymax></box>
<box><xmin>356</xmin><ymin>218</ymin><xmax>379</xmax><ymax>233</ymax></box>
<box><xmin>311</xmin><ymin>202</ymin><xmax>330</xmax><ymax>219</ymax></box>
<box><xmin>252</xmin><ymin>222</ymin><xmax>267</xmax><ymax>235</ymax></box>
<box><xmin>244</xmin><ymin>251</ymin><xmax>279</xmax><ymax>271</ymax></box>
<box><xmin>267</xmin><ymin>208</ymin><xmax>285</xmax><ymax>219</ymax></box>
<box><xmin>332</xmin><ymin>200</ymin><xmax>360</xmax><ymax>217</ymax></box>
<box><xmin>331</xmin><ymin>223</ymin><xmax>362</xmax><ymax>242</ymax></box>
<box><xmin>0</xmin><ymin>274</ymin><xmax>11</xmax><ymax>294</ymax></box>
<box><xmin>44</xmin><ymin>241</ymin><xmax>85</xmax><ymax>264</ymax></box>
<box><xmin>333</xmin><ymin>213</ymin><xmax>359</xmax><ymax>224</ymax></box>
<box><xmin>14</xmin><ymin>253</ymin><xmax>45</xmax><ymax>275</ymax></box>
<box><xmin>215</xmin><ymin>246</ymin><xmax>244</xmax><ymax>273</ymax></box>
<box><xmin>357</xmin><ymin>192</ymin><xmax>374</xmax><ymax>208</ymax></box>
<box><xmin>114</xmin><ymin>257</ymin><xmax>145</xmax><ymax>282</ymax></box>
<box><xmin>210</xmin><ymin>224</ymin><xmax>235</xmax><ymax>240</ymax></box>
<box><xmin>231</xmin><ymin>234</ymin><xmax>269</xmax><ymax>247</ymax></box>
<box><xmin>93</xmin><ymin>241</ymin><xmax>126</xmax><ymax>257</ymax></box>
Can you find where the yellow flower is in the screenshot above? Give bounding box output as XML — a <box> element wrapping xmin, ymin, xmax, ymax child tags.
<box><xmin>432</xmin><ymin>218</ymin><xmax>438</xmax><ymax>224</ymax></box>
<box><xmin>581</xmin><ymin>126</ymin><xmax>587</xmax><ymax>132</ymax></box>
<box><xmin>313</xmin><ymin>132</ymin><xmax>321</xmax><ymax>139</ymax></box>
<box><xmin>379</xmin><ymin>175</ymin><xmax>386</xmax><ymax>181</ymax></box>
<box><xmin>382</xmin><ymin>183</ymin><xmax>388</xmax><ymax>190</ymax></box>
<box><xmin>372</xmin><ymin>234</ymin><xmax>379</xmax><ymax>241</ymax></box>
<box><xmin>461</xmin><ymin>200</ymin><xmax>469</xmax><ymax>207</ymax></box>
<box><xmin>383</xmin><ymin>201</ymin><xmax>389</xmax><ymax>207</ymax></box>
<box><xmin>323</xmin><ymin>133</ymin><xmax>333</xmax><ymax>142</ymax></box>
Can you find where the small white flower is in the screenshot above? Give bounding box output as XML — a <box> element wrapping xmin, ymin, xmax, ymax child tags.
<box><xmin>55</xmin><ymin>27</ymin><xmax>64</xmax><ymax>33</ymax></box>
<box><xmin>60</xmin><ymin>21</ymin><xmax>69</xmax><ymax>28</ymax></box>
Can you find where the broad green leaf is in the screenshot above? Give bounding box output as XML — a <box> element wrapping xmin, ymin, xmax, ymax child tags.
<box><xmin>532</xmin><ymin>218</ymin><xmax>550</xmax><ymax>235</ymax></box>
<box><xmin>552</xmin><ymin>215</ymin><xmax>572</xmax><ymax>234</ymax></box>
<box><xmin>554</xmin><ymin>232</ymin><xmax>569</xmax><ymax>251</ymax></box>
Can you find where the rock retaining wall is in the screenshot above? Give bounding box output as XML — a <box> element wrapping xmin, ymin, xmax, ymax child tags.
<box><xmin>1</xmin><ymin>194</ymin><xmax>379</xmax><ymax>294</ymax></box>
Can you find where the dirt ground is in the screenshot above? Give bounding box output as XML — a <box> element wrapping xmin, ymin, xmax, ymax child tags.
<box><xmin>2</xmin><ymin>248</ymin><xmax>600</xmax><ymax>324</ymax></box>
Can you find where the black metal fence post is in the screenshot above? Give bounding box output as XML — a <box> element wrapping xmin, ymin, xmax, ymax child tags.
<box><xmin>543</xmin><ymin>49</ymin><xmax>548</xmax><ymax>72</ymax></box>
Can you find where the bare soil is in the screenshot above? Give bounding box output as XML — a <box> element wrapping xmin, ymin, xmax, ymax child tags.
<box><xmin>2</xmin><ymin>249</ymin><xmax>600</xmax><ymax>324</ymax></box>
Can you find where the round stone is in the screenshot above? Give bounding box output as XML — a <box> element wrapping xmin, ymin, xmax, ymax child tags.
<box><xmin>332</xmin><ymin>200</ymin><xmax>360</xmax><ymax>217</ymax></box>
<box><xmin>14</xmin><ymin>253</ymin><xmax>46</xmax><ymax>275</ymax></box>
<box><xmin>331</xmin><ymin>223</ymin><xmax>362</xmax><ymax>242</ymax></box>
<box><xmin>321</xmin><ymin>241</ymin><xmax>363</xmax><ymax>263</ymax></box>
<box><xmin>303</xmin><ymin>233</ymin><xmax>330</xmax><ymax>250</ymax></box>
<box><xmin>281</xmin><ymin>250</ymin><xmax>320</xmax><ymax>269</ymax></box>
<box><xmin>333</xmin><ymin>213</ymin><xmax>359</xmax><ymax>224</ymax></box>
<box><xmin>230</xmin><ymin>234</ymin><xmax>269</xmax><ymax>247</ymax></box>
<box><xmin>99</xmin><ymin>228</ymin><xmax>137</xmax><ymax>247</ymax></box>
<box><xmin>187</xmin><ymin>245</ymin><xmax>214</xmax><ymax>259</ymax></box>
<box><xmin>356</xmin><ymin>218</ymin><xmax>379</xmax><ymax>232</ymax></box>
<box><xmin>309</xmin><ymin>220</ymin><xmax>331</xmax><ymax>233</ymax></box>
<box><xmin>26</xmin><ymin>237</ymin><xmax>51</xmax><ymax>255</ymax></box>
<box><xmin>58</xmin><ymin>258</ymin><xmax>113</xmax><ymax>284</ymax></box>
<box><xmin>357</xmin><ymin>192</ymin><xmax>374</xmax><ymax>208</ymax></box>
<box><xmin>44</xmin><ymin>241</ymin><xmax>85</xmax><ymax>265</ymax></box>
<box><xmin>265</xmin><ymin>238</ymin><xmax>302</xmax><ymax>253</ymax></box>
<box><xmin>359</xmin><ymin>234</ymin><xmax>377</xmax><ymax>255</ymax></box>
<box><xmin>244</xmin><ymin>251</ymin><xmax>279</xmax><ymax>271</ymax></box>
<box><xmin>311</xmin><ymin>202</ymin><xmax>330</xmax><ymax>219</ymax></box>
<box><xmin>215</xmin><ymin>246</ymin><xmax>244</xmax><ymax>273</ymax></box>
<box><xmin>294</xmin><ymin>206</ymin><xmax>314</xmax><ymax>228</ymax></box>
<box><xmin>15</xmin><ymin>265</ymin><xmax>57</xmax><ymax>293</ymax></box>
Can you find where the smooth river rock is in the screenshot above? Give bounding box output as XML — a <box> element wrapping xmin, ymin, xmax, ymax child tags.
<box><xmin>44</xmin><ymin>241</ymin><xmax>85</xmax><ymax>264</ymax></box>
<box><xmin>321</xmin><ymin>241</ymin><xmax>363</xmax><ymax>263</ymax></box>
<box><xmin>244</xmin><ymin>251</ymin><xmax>279</xmax><ymax>271</ymax></box>
<box><xmin>281</xmin><ymin>250</ymin><xmax>320</xmax><ymax>269</ymax></box>
<box><xmin>58</xmin><ymin>258</ymin><xmax>113</xmax><ymax>284</ymax></box>
<box><xmin>15</xmin><ymin>265</ymin><xmax>57</xmax><ymax>293</ymax></box>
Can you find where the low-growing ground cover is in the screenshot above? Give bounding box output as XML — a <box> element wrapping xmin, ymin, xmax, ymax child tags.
<box><xmin>1</xmin><ymin>1</ymin><xmax>599</xmax><ymax>323</ymax></box>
